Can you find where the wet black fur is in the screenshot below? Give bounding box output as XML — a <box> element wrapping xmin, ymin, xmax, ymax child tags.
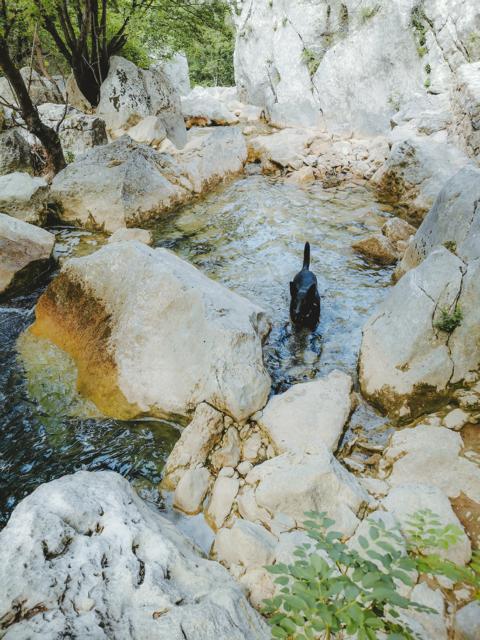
<box><xmin>289</xmin><ymin>242</ymin><xmax>320</xmax><ymax>330</ymax></box>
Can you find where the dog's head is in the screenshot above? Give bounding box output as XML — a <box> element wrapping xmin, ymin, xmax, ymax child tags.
<box><xmin>290</xmin><ymin>281</ymin><xmax>318</xmax><ymax>325</ymax></box>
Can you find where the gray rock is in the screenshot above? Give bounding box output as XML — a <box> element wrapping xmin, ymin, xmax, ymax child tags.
<box><xmin>0</xmin><ymin>470</ymin><xmax>270</xmax><ymax>639</ymax></box>
<box><xmin>454</xmin><ymin>600</ymin><xmax>480</xmax><ymax>640</ymax></box>
<box><xmin>257</xmin><ymin>370</ymin><xmax>353</xmax><ymax>454</ymax></box>
<box><xmin>29</xmin><ymin>243</ymin><xmax>271</xmax><ymax>422</ymax></box>
<box><xmin>0</xmin><ymin>130</ymin><xmax>32</xmax><ymax>176</ymax></box>
<box><xmin>399</xmin><ymin>164</ymin><xmax>480</xmax><ymax>275</ymax></box>
<box><xmin>97</xmin><ymin>56</ymin><xmax>187</xmax><ymax>148</ymax></box>
<box><xmin>213</xmin><ymin>519</ymin><xmax>277</xmax><ymax>569</ymax></box>
<box><xmin>0</xmin><ymin>172</ymin><xmax>48</xmax><ymax>224</ymax></box>
<box><xmin>359</xmin><ymin>247</ymin><xmax>479</xmax><ymax>418</ymax></box>
<box><xmin>0</xmin><ymin>213</ymin><xmax>55</xmax><ymax>296</ymax></box>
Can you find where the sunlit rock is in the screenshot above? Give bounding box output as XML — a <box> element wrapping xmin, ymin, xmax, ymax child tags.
<box><xmin>29</xmin><ymin>242</ymin><xmax>271</xmax><ymax>422</ymax></box>
<box><xmin>257</xmin><ymin>370</ymin><xmax>353</xmax><ymax>454</ymax></box>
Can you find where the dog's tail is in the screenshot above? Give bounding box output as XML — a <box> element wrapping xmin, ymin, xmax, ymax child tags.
<box><xmin>303</xmin><ymin>242</ymin><xmax>310</xmax><ymax>270</ymax></box>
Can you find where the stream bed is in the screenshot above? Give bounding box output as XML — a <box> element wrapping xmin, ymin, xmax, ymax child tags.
<box><xmin>0</xmin><ymin>173</ymin><xmax>394</xmax><ymax>525</ymax></box>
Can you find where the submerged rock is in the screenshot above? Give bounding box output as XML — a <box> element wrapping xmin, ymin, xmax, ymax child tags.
<box><xmin>0</xmin><ymin>470</ymin><xmax>270</xmax><ymax>639</ymax></box>
<box><xmin>29</xmin><ymin>242</ymin><xmax>271</xmax><ymax>422</ymax></box>
<box><xmin>0</xmin><ymin>213</ymin><xmax>55</xmax><ymax>296</ymax></box>
<box><xmin>257</xmin><ymin>370</ymin><xmax>353</xmax><ymax>453</ymax></box>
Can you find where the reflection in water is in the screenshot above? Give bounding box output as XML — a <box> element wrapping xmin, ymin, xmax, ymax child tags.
<box><xmin>0</xmin><ymin>176</ymin><xmax>394</xmax><ymax>525</ymax></box>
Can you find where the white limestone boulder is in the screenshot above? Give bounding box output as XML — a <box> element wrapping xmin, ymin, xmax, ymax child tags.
<box><xmin>383</xmin><ymin>484</ymin><xmax>471</xmax><ymax>565</ymax></box>
<box><xmin>454</xmin><ymin>601</ymin><xmax>480</xmax><ymax>640</ymax></box>
<box><xmin>0</xmin><ymin>470</ymin><xmax>270</xmax><ymax>639</ymax></box>
<box><xmin>245</xmin><ymin>445</ymin><xmax>370</xmax><ymax>536</ymax></box>
<box><xmin>51</xmin><ymin>128</ymin><xmax>247</xmax><ymax>231</ymax></box>
<box><xmin>181</xmin><ymin>89</ymin><xmax>239</xmax><ymax>127</ymax></box>
<box><xmin>359</xmin><ymin>247</ymin><xmax>480</xmax><ymax>418</ymax></box>
<box><xmin>96</xmin><ymin>56</ymin><xmax>187</xmax><ymax>149</ymax></box>
<box><xmin>213</xmin><ymin>519</ymin><xmax>277</xmax><ymax>570</ymax></box>
<box><xmin>29</xmin><ymin>242</ymin><xmax>271</xmax><ymax>422</ymax></box>
<box><xmin>0</xmin><ymin>172</ymin><xmax>49</xmax><ymax>224</ymax></box>
<box><xmin>382</xmin><ymin>425</ymin><xmax>480</xmax><ymax>504</ymax></box>
<box><xmin>126</xmin><ymin>115</ymin><xmax>167</xmax><ymax>147</ymax></box>
<box><xmin>0</xmin><ymin>213</ymin><xmax>55</xmax><ymax>296</ymax></box>
<box><xmin>257</xmin><ymin>370</ymin><xmax>353</xmax><ymax>454</ymax></box>
<box><xmin>372</xmin><ymin>136</ymin><xmax>470</xmax><ymax>224</ymax></box>
<box><xmin>398</xmin><ymin>164</ymin><xmax>480</xmax><ymax>276</ymax></box>
<box><xmin>0</xmin><ymin>67</ymin><xmax>62</xmax><ymax>106</ymax></box>
<box><xmin>247</xmin><ymin>129</ymin><xmax>315</xmax><ymax>171</ymax></box>
<box><xmin>108</xmin><ymin>227</ymin><xmax>152</xmax><ymax>246</ymax></box>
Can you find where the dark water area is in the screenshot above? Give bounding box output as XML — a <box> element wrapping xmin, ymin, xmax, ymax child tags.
<box><xmin>0</xmin><ymin>175</ymin><xmax>394</xmax><ymax>526</ymax></box>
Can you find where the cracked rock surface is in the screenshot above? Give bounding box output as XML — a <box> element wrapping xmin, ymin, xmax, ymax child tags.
<box><xmin>0</xmin><ymin>471</ymin><xmax>270</xmax><ymax>640</ymax></box>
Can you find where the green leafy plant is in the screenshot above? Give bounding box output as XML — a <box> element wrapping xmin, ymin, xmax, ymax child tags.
<box><xmin>302</xmin><ymin>48</ymin><xmax>322</xmax><ymax>77</ymax></box>
<box><xmin>360</xmin><ymin>5</ymin><xmax>381</xmax><ymax>24</ymax></box>
<box><xmin>443</xmin><ymin>240</ymin><xmax>457</xmax><ymax>253</ymax></box>
<box><xmin>411</xmin><ymin>4</ymin><xmax>429</xmax><ymax>57</ymax></box>
<box><xmin>435</xmin><ymin>305</ymin><xmax>463</xmax><ymax>333</ymax></box>
<box><xmin>263</xmin><ymin>510</ymin><xmax>479</xmax><ymax>639</ymax></box>
<box><xmin>64</xmin><ymin>150</ymin><xmax>75</xmax><ymax>164</ymax></box>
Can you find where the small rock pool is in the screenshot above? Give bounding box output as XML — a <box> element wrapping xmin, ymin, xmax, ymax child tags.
<box><xmin>0</xmin><ymin>173</ymin><xmax>394</xmax><ymax>525</ymax></box>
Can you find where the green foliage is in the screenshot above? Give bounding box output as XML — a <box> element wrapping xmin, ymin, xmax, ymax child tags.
<box><xmin>302</xmin><ymin>48</ymin><xmax>322</xmax><ymax>77</ymax></box>
<box><xmin>411</xmin><ymin>4</ymin><xmax>429</xmax><ymax>58</ymax></box>
<box><xmin>435</xmin><ymin>305</ymin><xmax>463</xmax><ymax>333</ymax></box>
<box><xmin>443</xmin><ymin>240</ymin><xmax>457</xmax><ymax>253</ymax></box>
<box><xmin>64</xmin><ymin>150</ymin><xmax>75</xmax><ymax>164</ymax></box>
<box><xmin>360</xmin><ymin>5</ymin><xmax>381</xmax><ymax>24</ymax></box>
<box><xmin>263</xmin><ymin>510</ymin><xmax>479</xmax><ymax>639</ymax></box>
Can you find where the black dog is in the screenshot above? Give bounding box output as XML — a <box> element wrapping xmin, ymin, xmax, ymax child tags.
<box><xmin>289</xmin><ymin>242</ymin><xmax>320</xmax><ymax>330</ymax></box>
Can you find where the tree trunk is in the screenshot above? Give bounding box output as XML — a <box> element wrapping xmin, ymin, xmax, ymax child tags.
<box><xmin>0</xmin><ymin>39</ymin><xmax>66</xmax><ymax>176</ymax></box>
<box><xmin>71</xmin><ymin>54</ymin><xmax>110</xmax><ymax>107</ymax></box>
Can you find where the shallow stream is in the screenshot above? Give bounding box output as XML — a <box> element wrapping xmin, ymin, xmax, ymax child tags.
<box><xmin>0</xmin><ymin>173</ymin><xmax>395</xmax><ymax>525</ymax></box>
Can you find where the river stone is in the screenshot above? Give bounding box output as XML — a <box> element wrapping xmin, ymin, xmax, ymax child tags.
<box><xmin>247</xmin><ymin>129</ymin><xmax>315</xmax><ymax>170</ymax></box>
<box><xmin>372</xmin><ymin>136</ymin><xmax>470</xmax><ymax>224</ymax></box>
<box><xmin>96</xmin><ymin>55</ymin><xmax>187</xmax><ymax>148</ymax></box>
<box><xmin>0</xmin><ymin>470</ymin><xmax>270</xmax><ymax>639</ymax></box>
<box><xmin>245</xmin><ymin>445</ymin><xmax>369</xmax><ymax>536</ymax></box>
<box><xmin>29</xmin><ymin>242</ymin><xmax>271</xmax><ymax>422</ymax></box>
<box><xmin>173</xmin><ymin>466</ymin><xmax>211</xmax><ymax>515</ymax></box>
<box><xmin>211</xmin><ymin>427</ymin><xmax>241</xmax><ymax>471</ymax></box>
<box><xmin>162</xmin><ymin>404</ymin><xmax>225</xmax><ymax>490</ymax></box>
<box><xmin>454</xmin><ymin>601</ymin><xmax>480</xmax><ymax>640</ymax></box>
<box><xmin>383</xmin><ymin>484</ymin><xmax>471</xmax><ymax>565</ymax></box>
<box><xmin>0</xmin><ymin>130</ymin><xmax>33</xmax><ymax>176</ymax></box>
<box><xmin>0</xmin><ymin>172</ymin><xmax>49</xmax><ymax>224</ymax></box>
<box><xmin>126</xmin><ymin>115</ymin><xmax>167</xmax><ymax>147</ymax></box>
<box><xmin>50</xmin><ymin>128</ymin><xmax>247</xmax><ymax>231</ymax></box>
<box><xmin>383</xmin><ymin>425</ymin><xmax>480</xmax><ymax>504</ymax></box>
<box><xmin>398</xmin><ymin>164</ymin><xmax>480</xmax><ymax>276</ymax></box>
<box><xmin>205</xmin><ymin>476</ymin><xmax>240</xmax><ymax>530</ymax></box>
<box><xmin>108</xmin><ymin>227</ymin><xmax>152</xmax><ymax>245</ymax></box>
<box><xmin>181</xmin><ymin>89</ymin><xmax>239</xmax><ymax>127</ymax></box>
<box><xmin>443</xmin><ymin>408</ymin><xmax>470</xmax><ymax>431</ymax></box>
<box><xmin>382</xmin><ymin>217</ymin><xmax>416</xmax><ymax>244</ymax></box>
<box><xmin>398</xmin><ymin>583</ymin><xmax>448</xmax><ymax>640</ymax></box>
<box><xmin>359</xmin><ymin>247</ymin><xmax>479</xmax><ymax>418</ymax></box>
<box><xmin>257</xmin><ymin>370</ymin><xmax>353</xmax><ymax>454</ymax></box>
<box><xmin>213</xmin><ymin>519</ymin><xmax>277</xmax><ymax>570</ymax></box>
<box><xmin>0</xmin><ymin>213</ymin><xmax>55</xmax><ymax>296</ymax></box>
<box><xmin>352</xmin><ymin>233</ymin><xmax>399</xmax><ymax>265</ymax></box>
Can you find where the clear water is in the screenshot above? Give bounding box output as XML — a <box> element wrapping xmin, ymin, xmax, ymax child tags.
<box><xmin>0</xmin><ymin>174</ymin><xmax>394</xmax><ymax>526</ymax></box>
